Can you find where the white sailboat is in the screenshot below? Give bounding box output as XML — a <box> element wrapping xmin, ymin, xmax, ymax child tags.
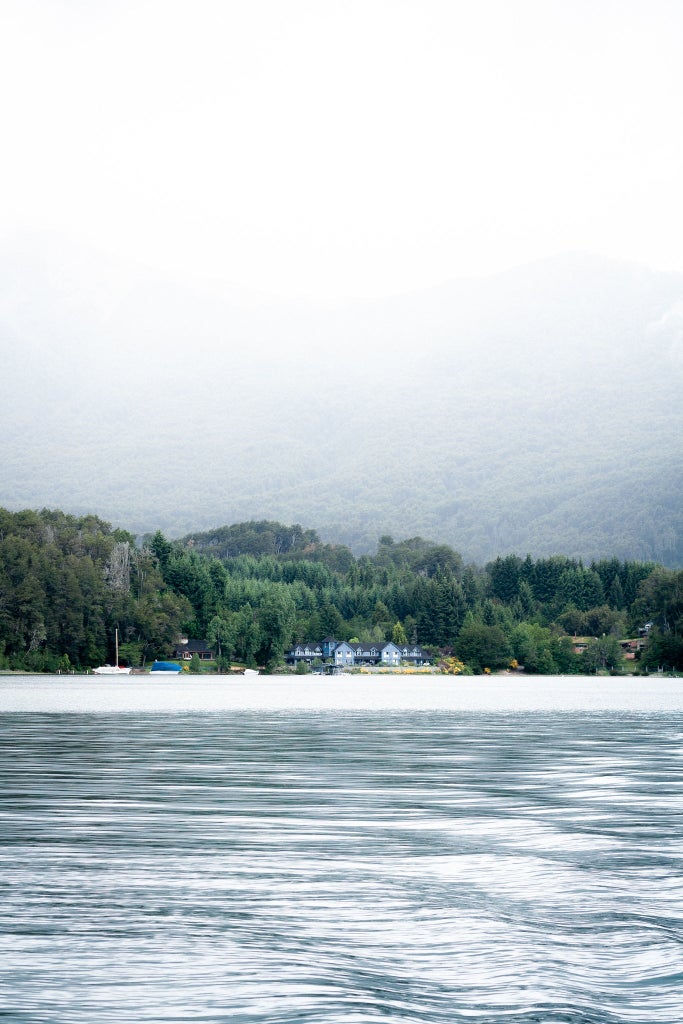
<box><xmin>93</xmin><ymin>629</ymin><xmax>131</xmax><ymax>675</ymax></box>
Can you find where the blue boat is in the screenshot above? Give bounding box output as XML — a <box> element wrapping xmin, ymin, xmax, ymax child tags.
<box><xmin>150</xmin><ymin>661</ymin><xmax>183</xmax><ymax>674</ymax></box>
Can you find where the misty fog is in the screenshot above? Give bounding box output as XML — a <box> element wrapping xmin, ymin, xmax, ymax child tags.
<box><xmin>2</xmin><ymin>2</ymin><xmax>683</xmax><ymax>567</ymax></box>
<box><xmin>2</xmin><ymin>236</ymin><xmax>682</xmax><ymax>566</ymax></box>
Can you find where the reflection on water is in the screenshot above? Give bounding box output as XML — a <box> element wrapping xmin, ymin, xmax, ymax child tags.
<box><xmin>0</xmin><ymin>679</ymin><xmax>682</xmax><ymax>1022</ymax></box>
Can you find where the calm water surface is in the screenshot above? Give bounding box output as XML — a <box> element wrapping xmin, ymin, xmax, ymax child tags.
<box><xmin>1</xmin><ymin>677</ymin><xmax>682</xmax><ymax>1023</ymax></box>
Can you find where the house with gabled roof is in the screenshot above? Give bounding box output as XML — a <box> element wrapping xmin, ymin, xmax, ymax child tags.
<box><xmin>346</xmin><ymin>641</ymin><xmax>402</xmax><ymax>666</ymax></box>
<box><xmin>398</xmin><ymin>644</ymin><xmax>429</xmax><ymax>666</ymax></box>
<box><xmin>287</xmin><ymin>641</ymin><xmax>324</xmax><ymax>665</ymax></box>
<box><xmin>332</xmin><ymin>641</ymin><xmax>355</xmax><ymax>667</ymax></box>
<box><xmin>285</xmin><ymin>638</ymin><xmax>428</xmax><ymax>669</ymax></box>
<box><xmin>173</xmin><ymin>639</ymin><xmax>215</xmax><ymax>661</ymax></box>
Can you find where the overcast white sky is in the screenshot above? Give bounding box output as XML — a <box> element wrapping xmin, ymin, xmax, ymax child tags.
<box><xmin>2</xmin><ymin>0</ymin><xmax>682</xmax><ymax>300</ymax></box>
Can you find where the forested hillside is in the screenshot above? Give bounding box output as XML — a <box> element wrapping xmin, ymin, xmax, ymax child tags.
<box><xmin>1</xmin><ymin>508</ymin><xmax>682</xmax><ymax>674</ymax></box>
<box><xmin>0</xmin><ymin>508</ymin><xmax>190</xmax><ymax>673</ymax></box>
<box><xmin>1</xmin><ymin>242</ymin><xmax>682</xmax><ymax>566</ymax></box>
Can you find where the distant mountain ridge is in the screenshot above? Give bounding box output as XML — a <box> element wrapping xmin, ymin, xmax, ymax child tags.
<box><xmin>1</xmin><ymin>238</ymin><xmax>682</xmax><ymax>565</ymax></box>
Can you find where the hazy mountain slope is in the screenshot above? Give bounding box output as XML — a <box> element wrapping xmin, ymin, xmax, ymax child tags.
<box><xmin>1</xmin><ymin>238</ymin><xmax>682</xmax><ymax>565</ymax></box>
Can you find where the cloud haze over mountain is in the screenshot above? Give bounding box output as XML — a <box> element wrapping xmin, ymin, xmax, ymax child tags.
<box><xmin>1</xmin><ymin>2</ymin><xmax>682</xmax><ymax>565</ymax></box>
<box><xmin>2</xmin><ymin>241</ymin><xmax>682</xmax><ymax>564</ymax></box>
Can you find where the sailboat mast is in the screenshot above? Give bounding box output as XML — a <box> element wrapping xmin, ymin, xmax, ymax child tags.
<box><xmin>115</xmin><ymin>628</ymin><xmax>119</xmax><ymax>667</ymax></box>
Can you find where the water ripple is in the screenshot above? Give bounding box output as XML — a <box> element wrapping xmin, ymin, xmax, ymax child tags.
<box><xmin>1</xmin><ymin>701</ymin><xmax>682</xmax><ymax>1022</ymax></box>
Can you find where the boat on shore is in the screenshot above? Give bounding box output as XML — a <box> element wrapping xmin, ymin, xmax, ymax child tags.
<box><xmin>150</xmin><ymin>661</ymin><xmax>183</xmax><ymax>674</ymax></box>
<box><xmin>243</xmin><ymin>668</ymin><xmax>259</xmax><ymax>676</ymax></box>
<box><xmin>93</xmin><ymin>629</ymin><xmax>131</xmax><ymax>675</ymax></box>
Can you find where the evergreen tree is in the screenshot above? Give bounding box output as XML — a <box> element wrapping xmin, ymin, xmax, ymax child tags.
<box><xmin>392</xmin><ymin>621</ymin><xmax>408</xmax><ymax>645</ymax></box>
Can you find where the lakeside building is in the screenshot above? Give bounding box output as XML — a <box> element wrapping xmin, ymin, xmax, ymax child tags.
<box><xmin>173</xmin><ymin>639</ymin><xmax>215</xmax><ymax>661</ymax></box>
<box><xmin>285</xmin><ymin>637</ymin><xmax>429</xmax><ymax>669</ymax></box>
<box><xmin>571</xmin><ymin>635</ymin><xmax>648</xmax><ymax>658</ymax></box>
<box><xmin>619</xmin><ymin>637</ymin><xmax>647</xmax><ymax>660</ymax></box>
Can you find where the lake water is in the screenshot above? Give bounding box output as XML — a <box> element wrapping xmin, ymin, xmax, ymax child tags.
<box><xmin>1</xmin><ymin>676</ymin><xmax>682</xmax><ymax>1023</ymax></box>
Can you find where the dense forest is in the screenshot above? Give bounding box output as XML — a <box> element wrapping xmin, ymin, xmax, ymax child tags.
<box><xmin>1</xmin><ymin>508</ymin><xmax>682</xmax><ymax>675</ymax></box>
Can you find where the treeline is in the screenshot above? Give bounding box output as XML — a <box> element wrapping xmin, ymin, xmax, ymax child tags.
<box><xmin>1</xmin><ymin>508</ymin><xmax>682</xmax><ymax>674</ymax></box>
<box><xmin>0</xmin><ymin>508</ymin><xmax>191</xmax><ymax>672</ymax></box>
